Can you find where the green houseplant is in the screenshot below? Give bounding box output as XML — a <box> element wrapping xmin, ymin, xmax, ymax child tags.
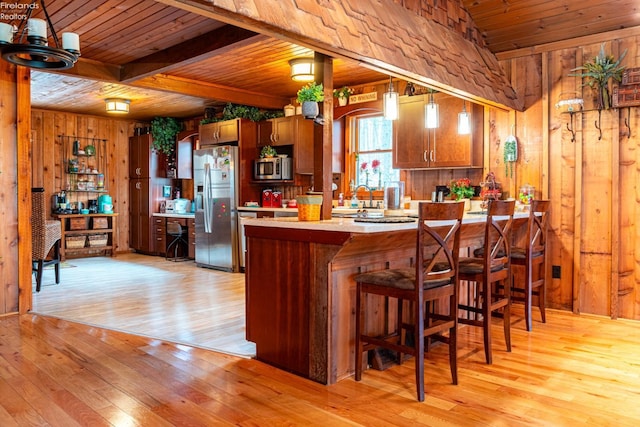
<box><xmin>297</xmin><ymin>82</ymin><xmax>324</xmax><ymax>119</ymax></box>
<box><xmin>569</xmin><ymin>43</ymin><xmax>627</xmax><ymax>110</ymax></box>
<box><xmin>450</xmin><ymin>178</ymin><xmax>475</xmax><ymax>201</ymax></box>
<box><xmin>333</xmin><ymin>86</ymin><xmax>352</xmax><ymax>106</ymax></box>
<box><xmin>151</xmin><ymin>117</ymin><xmax>182</xmax><ymax>155</ymax></box>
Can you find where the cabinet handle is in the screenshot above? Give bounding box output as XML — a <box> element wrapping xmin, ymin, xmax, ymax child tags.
<box><xmin>430</xmin><ymin>150</ymin><xmax>435</xmax><ymax>162</ymax></box>
<box><xmin>270</xmin><ymin>134</ymin><xmax>274</xmax><ymax>143</ymax></box>
<box><xmin>136</xmin><ymin>182</ymin><xmax>141</xmax><ymax>190</ymax></box>
<box><xmin>423</xmin><ymin>150</ymin><xmax>428</xmax><ymax>162</ymax></box>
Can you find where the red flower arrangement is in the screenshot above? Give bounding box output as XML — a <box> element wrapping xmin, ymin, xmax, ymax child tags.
<box><xmin>371</xmin><ymin>159</ymin><xmax>381</xmax><ymax>173</ymax></box>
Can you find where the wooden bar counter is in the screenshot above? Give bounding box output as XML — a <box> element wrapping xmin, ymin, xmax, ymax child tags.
<box><xmin>244</xmin><ymin>211</ymin><xmax>528</xmax><ymax>385</ymax></box>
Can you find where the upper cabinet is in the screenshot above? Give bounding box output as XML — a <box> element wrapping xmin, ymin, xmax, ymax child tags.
<box><xmin>200</xmin><ymin>119</ymin><xmax>239</xmax><ymax>145</ymax></box>
<box><xmin>257</xmin><ymin>116</ymin><xmax>314</xmax><ymax>174</ymax></box>
<box><xmin>175</xmin><ymin>130</ymin><xmax>197</xmax><ymax>179</ymax></box>
<box><xmin>393</xmin><ymin>94</ymin><xmax>483</xmax><ymax>169</ymax></box>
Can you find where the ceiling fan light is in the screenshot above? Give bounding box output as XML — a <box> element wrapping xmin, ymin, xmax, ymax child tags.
<box><xmin>289</xmin><ymin>57</ymin><xmax>314</xmax><ymax>82</ymax></box>
<box><xmin>105</xmin><ymin>98</ymin><xmax>130</xmax><ymax>114</ymax></box>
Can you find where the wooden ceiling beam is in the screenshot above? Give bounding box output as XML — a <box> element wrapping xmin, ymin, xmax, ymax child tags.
<box><xmin>131</xmin><ymin>74</ymin><xmax>290</xmax><ymax>110</ymax></box>
<box><xmin>119</xmin><ymin>25</ymin><xmax>264</xmax><ymax>83</ymax></box>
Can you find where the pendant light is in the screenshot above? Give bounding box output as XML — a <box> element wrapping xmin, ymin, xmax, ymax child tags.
<box><xmin>458</xmin><ymin>101</ymin><xmax>471</xmax><ymax>135</ymax></box>
<box><xmin>425</xmin><ymin>91</ymin><xmax>439</xmax><ymax>128</ymax></box>
<box><xmin>383</xmin><ymin>76</ymin><xmax>399</xmax><ymax>121</ymax></box>
<box><xmin>0</xmin><ymin>0</ymin><xmax>80</xmax><ymax>70</ymax></box>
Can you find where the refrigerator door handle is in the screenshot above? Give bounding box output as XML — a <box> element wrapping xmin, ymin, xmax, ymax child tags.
<box><xmin>203</xmin><ymin>163</ymin><xmax>213</xmax><ymax>234</ymax></box>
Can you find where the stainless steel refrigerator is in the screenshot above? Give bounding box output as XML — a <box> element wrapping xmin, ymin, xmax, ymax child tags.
<box><xmin>193</xmin><ymin>146</ymin><xmax>239</xmax><ymax>272</ymax></box>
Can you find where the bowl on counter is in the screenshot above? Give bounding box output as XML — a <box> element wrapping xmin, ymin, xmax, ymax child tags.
<box><xmin>80</xmin><ymin>209</ymin><xmax>90</xmax><ymax>214</ymax></box>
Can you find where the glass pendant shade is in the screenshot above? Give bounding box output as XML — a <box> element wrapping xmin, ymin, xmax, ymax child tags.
<box><xmin>383</xmin><ymin>77</ymin><xmax>399</xmax><ymax>121</ymax></box>
<box><xmin>458</xmin><ymin>102</ymin><xmax>471</xmax><ymax>135</ymax></box>
<box><xmin>425</xmin><ymin>93</ymin><xmax>439</xmax><ymax>128</ymax></box>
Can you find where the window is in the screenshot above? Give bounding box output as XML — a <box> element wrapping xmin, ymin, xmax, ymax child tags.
<box><xmin>352</xmin><ymin>115</ymin><xmax>399</xmax><ymax>190</ymax></box>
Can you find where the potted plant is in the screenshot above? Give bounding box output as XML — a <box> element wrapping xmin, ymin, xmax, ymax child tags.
<box><xmin>450</xmin><ymin>178</ymin><xmax>475</xmax><ymax>211</ymax></box>
<box><xmin>260</xmin><ymin>145</ymin><xmax>277</xmax><ymax>158</ymax></box>
<box><xmin>333</xmin><ymin>86</ymin><xmax>352</xmax><ymax>106</ymax></box>
<box><xmin>569</xmin><ymin>43</ymin><xmax>627</xmax><ymax>110</ymax></box>
<box><xmin>151</xmin><ymin>117</ymin><xmax>182</xmax><ymax>155</ymax></box>
<box><xmin>297</xmin><ymin>82</ymin><xmax>324</xmax><ymax>119</ymax></box>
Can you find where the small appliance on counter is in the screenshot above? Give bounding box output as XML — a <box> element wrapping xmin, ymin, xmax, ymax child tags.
<box><xmin>165</xmin><ymin>199</ymin><xmax>176</xmax><ymax>213</ymax></box>
<box><xmin>98</xmin><ymin>194</ymin><xmax>113</xmax><ymax>213</ymax></box>
<box><xmin>173</xmin><ymin>198</ymin><xmax>190</xmax><ymax>214</ymax></box>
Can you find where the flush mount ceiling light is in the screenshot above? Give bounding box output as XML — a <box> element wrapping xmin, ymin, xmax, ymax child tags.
<box><xmin>425</xmin><ymin>91</ymin><xmax>439</xmax><ymax>129</ymax></box>
<box><xmin>0</xmin><ymin>0</ymin><xmax>80</xmax><ymax>70</ymax></box>
<box><xmin>105</xmin><ymin>98</ymin><xmax>130</xmax><ymax>114</ymax></box>
<box><xmin>289</xmin><ymin>57</ymin><xmax>315</xmax><ymax>82</ymax></box>
<box><xmin>458</xmin><ymin>101</ymin><xmax>471</xmax><ymax>135</ymax></box>
<box><xmin>383</xmin><ymin>76</ymin><xmax>399</xmax><ymax>121</ymax></box>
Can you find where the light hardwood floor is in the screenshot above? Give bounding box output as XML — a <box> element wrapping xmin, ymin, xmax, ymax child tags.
<box><xmin>2</xmin><ymin>308</ymin><xmax>640</xmax><ymax>425</ymax></box>
<box><xmin>31</xmin><ymin>253</ymin><xmax>255</xmax><ymax>357</ymax></box>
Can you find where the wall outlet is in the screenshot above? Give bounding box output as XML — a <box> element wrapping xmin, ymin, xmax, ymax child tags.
<box><xmin>552</xmin><ymin>265</ymin><xmax>561</xmax><ymax>279</ymax></box>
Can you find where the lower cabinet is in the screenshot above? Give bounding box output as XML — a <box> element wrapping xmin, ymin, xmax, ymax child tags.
<box><xmin>153</xmin><ymin>216</ymin><xmax>195</xmax><ymax>259</ymax></box>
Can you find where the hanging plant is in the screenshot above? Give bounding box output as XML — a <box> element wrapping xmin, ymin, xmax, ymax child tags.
<box><xmin>151</xmin><ymin>117</ymin><xmax>182</xmax><ymax>155</ymax></box>
<box><xmin>503</xmin><ymin>134</ymin><xmax>518</xmax><ymax>178</ymax></box>
<box><xmin>569</xmin><ymin>43</ymin><xmax>627</xmax><ymax>110</ymax></box>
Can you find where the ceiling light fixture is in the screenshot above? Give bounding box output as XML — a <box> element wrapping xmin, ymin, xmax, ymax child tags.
<box><xmin>105</xmin><ymin>98</ymin><xmax>130</xmax><ymax>114</ymax></box>
<box><xmin>289</xmin><ymin>57</ymin><xmax>315</xmax><ymax>82</ymax></box>
<box><xmin>425</xmin><ymin>91</ymin><xmax>439</xmax><ymax>129</ymax></box>
<box><xmin>458</xmin><ymin>101</ymin><xmax>471</xmax><ymax>135</ymax></box>
<box><xmin>383</xmin><ymin>76</ymin><xmax>399</xmax><ymax>121</ymax></box>
<box><xmin>0</xmin><ymin>0</ymin><xmax>80</xmax><ymax>70</ymax></box>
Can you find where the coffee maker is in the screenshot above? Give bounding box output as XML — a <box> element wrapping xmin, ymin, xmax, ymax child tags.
<box><xmin>88</xmin><ymin>199</ymin><xmax>98</xmax><ymax>213</ymax></box>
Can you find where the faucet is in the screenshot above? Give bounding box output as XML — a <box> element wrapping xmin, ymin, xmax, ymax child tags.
<box><xmin>353</xmin><ymin>185</ymin><xmax>376</xmax><ymax>208</ymax></box>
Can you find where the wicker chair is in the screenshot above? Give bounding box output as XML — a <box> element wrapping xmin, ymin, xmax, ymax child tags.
<box><xmin>32</xmin><ymin>188</ymin><xmax>62</xmax><ymax>292</ymax></box>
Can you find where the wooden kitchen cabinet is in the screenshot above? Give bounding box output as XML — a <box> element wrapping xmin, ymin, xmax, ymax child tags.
<box><xmin>175</xmin><ymin>130</ymin><xmax>197</xmax><ymax>179</ymax></box>
<box><xmin>200</xmin><ymin>119</ymin><xmax>239</xmax><ymax>145</ymax></box>
<box><xmin>257</xmin><ymin>116</ymin><xmax>296</xmax><ymax>147</ymax></box>
<box><xmin>129</xmin><ymin>134</ymin><xmax>171</xmax><ymax>255</ymax></box>
<box><xmin>152</xmin><ymin>216</ymin><xmax>195</xmax><ymax>259</ymax></box>
<box><xmin>257</xmin><ymin>116</ymin><xmax>314</xmax><ymax>174</ymax></box>
<box><xmin>393</xmin><ymin>94</ymin><xmax>482</xmax><ymax>169</ymax></box>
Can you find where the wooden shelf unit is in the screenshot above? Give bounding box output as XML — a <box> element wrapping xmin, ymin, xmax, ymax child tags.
<box><xmin>54</xmin><ymin>213</ymin><xmax>118</xmax><ymax>260</ymax></box>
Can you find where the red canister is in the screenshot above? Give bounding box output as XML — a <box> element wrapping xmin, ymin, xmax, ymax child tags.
<box><xmin>262</xmin><ymin>189</ymin><xmax>273</xmax><ymax>207</ymax></box>
<box><xmin>272</xmin><ymin>191</ymin><xmax>282</xmax><ymax>208</ymax></box>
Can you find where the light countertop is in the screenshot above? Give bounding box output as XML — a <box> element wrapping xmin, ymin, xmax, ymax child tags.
<box><xmin>153</xmin><ymin>212</ymin><xmax>195</xmax><ymax>218</ymax></box>
<box><xmin>241</xmin><ymin>211</ymin><xmax>529</xmax><ymax>234</ymax></box>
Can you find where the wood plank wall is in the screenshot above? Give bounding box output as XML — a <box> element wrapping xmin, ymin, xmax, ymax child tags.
<box><xmin>496</xmin><ymin>32</ymin><xmax>640</xmax><ymax>320</ymax></box>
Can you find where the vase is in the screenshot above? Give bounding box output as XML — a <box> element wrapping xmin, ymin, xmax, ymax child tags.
<box><xmin>338</xmin><ymin>96</ymin><xmax>348</xmax><ymax>106</ymax></box>
<box><xmin>301</xmin><ymin>101</ymin><xmax>319</xmax><ymax>119</ymax></box>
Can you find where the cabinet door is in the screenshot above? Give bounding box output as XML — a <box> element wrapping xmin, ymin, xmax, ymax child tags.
<box><xmin>294</xmin><ymin>118</ymin><xmax>314</xmax><ymax>174</ymax></box>
<box><xmin>176</xmin><ymin>137</ymin><xmax>193</xmax><ymax>179</ymax></box>
<box><xmin>129</xmin><ymin>179</ymin><xmax>150</xmax><ymax>251</ymax></box>
<box><xmin>199</xmin><ymin>123</ymin><xmax>218</xmax><ymax>145</ymax></box>
<box><xmin>216</xmin><ymin>119</ymin><xmax>239</xmax><ymax>143</ymax></box>
<box><xmin>256</xmin><ymin>121</ymin><xmax>273</xmax><ymax>147</ymax></box>
<box><xmin>429</xmin><ymin>95</ymin><xmax>473</xmax><ymax>168</ymax></box>
<box><xmin>271</xmin><ymin>117</ymin><xmax>295</xmax><ymax>146</ymax></box>
<box><xmin>393</xmin><ymin>95</ymin><xmax>428</xmax><ymax>169</ymax></box>
<box><xmin>129</xmin><ymin>134</ymin><xmax>154</xmax><ymax>178</ymax></box>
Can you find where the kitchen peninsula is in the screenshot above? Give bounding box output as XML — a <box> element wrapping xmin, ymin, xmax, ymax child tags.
<box><xmin>243</xmin><ymin>210</ymin><xmax>528</xmax><ymax>385</ymax></box>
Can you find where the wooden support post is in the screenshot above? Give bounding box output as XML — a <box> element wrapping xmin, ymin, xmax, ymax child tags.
<box><xmin>313</xmin><ymin>52</ymin><xmax>333</xmax><ymax>220</ymax></box>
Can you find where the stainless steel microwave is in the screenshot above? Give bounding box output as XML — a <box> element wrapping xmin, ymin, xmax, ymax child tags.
<box><xmin>254</xmin><ymin>157</ymin><xmax>292</xmax><ymax>180</ymax></box>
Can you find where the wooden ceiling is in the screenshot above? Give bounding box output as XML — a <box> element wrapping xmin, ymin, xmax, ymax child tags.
<box><xmin>20</xmin><ymin>0</ymin><xmax>640</xmax><ymax>120</ymax></box>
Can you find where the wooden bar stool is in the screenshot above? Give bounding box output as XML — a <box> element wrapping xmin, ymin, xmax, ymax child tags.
<box><xmin>510</xmin><ymin>200</ymin><xmax>550</xmax><ymax>331</ymax></box>
<box><xmin>354</xmin><ymin>201</ymin><xmax>464</xmax><ymax>402</ymax></box>
<box><xmin>458</xmin><ymin>199</ymin><xmax>515</xmax><ymax>364</ymax></box>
